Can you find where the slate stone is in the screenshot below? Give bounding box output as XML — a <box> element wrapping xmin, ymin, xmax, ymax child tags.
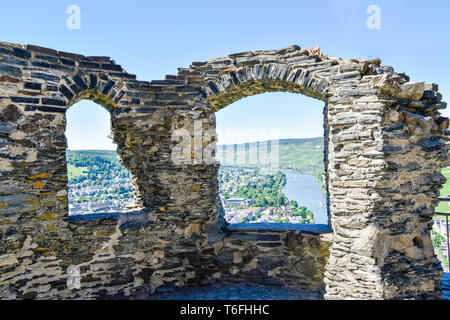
<box><xmin>0</xmin><ymin>194</ymin><xmax>39</xmax><ymax>215</ymax></box>
<box><xmin>73</xmin><ymin>75</ymin><xmax>88</xmax><ymax>91</ymax></box>
<box><xmin>0</xmin><ymin>64</ymin><xmax>21</xmax><ymax>77</ymax></box>
<box><xmin>102</xmin><ymin>80</ymin><xmax>115</xmax><ymax>95</ymax></box>
<box><xmin>0</xmin><ymin>104</ymin><xmax>21</xmax><ymax>122</ymax></box>
<box><xmin>1</xmin><ymin>57</ymin><xmax>28</xmax><ymax>66</ymax></box>
<box><xmin>418</xmin><ymin>137</ymin><xmax>443</xmax><ymax>151</ymax></box>
<box><xmin>11</xmin><ymin>97</ymin><xmax>39</xmax><ymax>104</ymax></box>
<box><xmin>0</xmin><ymin>122</ymin><xmax>16</xmax><ymax>133</ymax></box>
<box><xmin>31</xmin><ymin>72</ymin><xmax>59</xmax><ymax>82</ymax></box>
<box><xmin>35</xmin><ymin>54</ymin><xmax>58</xmax><ymax>63</ymax></box>
<box><xmin>42</xmin><ymin>98</ymin><xmax>66</xmax><ymax>106</ymax></box>
<box><xmin>59</xmin><ymin>85</ymin><xmax>75</xmax><ymax>100</ymax></box>
<box><xmin>24</xmin><ymin>82</ymin><xmax>42</xmax><ymax>90</ymax></box>
<box><xmin>13</xmin><ymin>48</ymin><xmax>31</xmax><ymax>59</ymax></box>
<box><xmin>228</xmin><ymin>232</ymin><xmax>281</xmax><ymax>242</ymax></box>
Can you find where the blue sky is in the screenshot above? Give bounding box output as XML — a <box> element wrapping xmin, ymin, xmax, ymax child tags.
<box><xmin>1</xmin><ymin>0</ymin><xmax>449</xmax><ymax>149</ymax></box>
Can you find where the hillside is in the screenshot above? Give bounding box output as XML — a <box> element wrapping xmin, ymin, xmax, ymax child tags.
<box><xmin>436</xmin><ymin>167</ymin><xmax>450</xmax><ymax>214</ymax></box>
<box><xmin>66</xmin><ymin>150</ymin><xmax>128</xmax><ymax>182</ymax></box>
<box><xmin>217</xmin><ymin>137</ymin><xmax>325</xmax><ymax>169</ymax></box>
<box><xmin>65</xmin><ymin>150</ymin><xmax>134</xmax><ymax>215</ymax></box>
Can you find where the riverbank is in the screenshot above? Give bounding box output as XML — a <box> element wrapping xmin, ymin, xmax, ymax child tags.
<box><xmin>282</xmin><ymin>171</ymin><xmax>329</xmax><ymax>225</ymax></box>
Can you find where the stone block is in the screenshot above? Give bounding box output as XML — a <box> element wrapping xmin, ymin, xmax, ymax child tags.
<box><xmin>0</xmin><ymin>64</ymin><xmax>21</xmax><ymax>77</ymax></box>
<box><xmin>0</xmin><ymin>194</ymin><xmax>40</xmax><ymax>215</ymax></box>
<box><xmin>0</xmin><ymin>122</ymin><xmax>16</xmax><ymax>133</ymax></box>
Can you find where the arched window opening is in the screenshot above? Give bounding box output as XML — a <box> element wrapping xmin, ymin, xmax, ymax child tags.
<box><xmin>65</xmin><ymin>100</ymin><xmax>135</xmax><ymax>216</ymax></box>
<box><xmin>216</xmin><ymin>92</ymin><xmax>329</xmax><ymax>226</ymax></box>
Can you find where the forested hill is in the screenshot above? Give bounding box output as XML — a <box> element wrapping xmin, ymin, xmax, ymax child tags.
<box><xmin>66</xmin><ymin>150</ymin><xmax>130</xmax><ymax>183</ymax></box>
<box><xmin>216</xmin><ymin>137</ymin><xmax>324</xmax><ymax>169</ymax></box>
<box><xmin>67</xmin><ymin>150</ymin><xmax>119</xmax><ymax>162</ymax></box>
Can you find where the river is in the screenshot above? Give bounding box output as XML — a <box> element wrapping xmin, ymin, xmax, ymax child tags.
<box><xmin>282</xmin><ymin>171</ymin><xmax>329</xmax><ymax>225</ymax></box>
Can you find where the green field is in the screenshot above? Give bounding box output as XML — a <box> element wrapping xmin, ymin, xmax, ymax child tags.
<box><xmin>67</xmin><ymin>163</ymin><xmax>88</xmax><ymax>180</ymax></box>
<box><xmin>436</xmin><ymin>167</ymin><xmax>450</xmax><ymax>215</ymax></box>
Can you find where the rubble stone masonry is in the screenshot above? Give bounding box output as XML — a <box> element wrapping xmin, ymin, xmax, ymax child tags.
<box><xmin>0</xmin><ymin>42</ymin><xmax>448</xmax><ymax>299</ymax></box>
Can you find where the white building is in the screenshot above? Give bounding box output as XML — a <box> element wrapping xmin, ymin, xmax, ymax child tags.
<box><xmin>227</xmin><ymin>198</ymin><xmax>252</xmax><ymax>208</ymax></box>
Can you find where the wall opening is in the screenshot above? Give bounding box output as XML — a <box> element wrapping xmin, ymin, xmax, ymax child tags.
<box><xmin>215</xmin><ymin>92</ymin><xmax>329</xmax><ymax>226</ymax></box>
<box><xmin>433</xmin><ymin>169</ymin><xmax>450</xmax><ymax>271</ymax></box>
<box><xmin>65</xmin><ymin>100</ymin><xmax>135</xmax><ymax>216</ymax></box>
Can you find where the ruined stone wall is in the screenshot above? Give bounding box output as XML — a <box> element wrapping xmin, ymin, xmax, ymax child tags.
<box><xmin>375</xmin><ymin>83</ymin><xmax>449</xmax><ymax>299</ymax></box>
<box><xmin>0</xmin><ymin>41</ymin><xmax>448</xmax><ymax>300</ymax></box>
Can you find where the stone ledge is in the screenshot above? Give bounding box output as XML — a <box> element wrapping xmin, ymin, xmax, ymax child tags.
<box><xmin>226</xmin><ymin>223</ymin><xmax>333</xmax><ymax>235</ymax></box>
<box><xmin>67</xmin><ymin>209</ymin><xmax>150</xmax><ymax>228</ymax></box>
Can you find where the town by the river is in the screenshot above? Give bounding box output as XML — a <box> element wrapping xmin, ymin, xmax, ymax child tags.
<box><xmin>218</xmin><ymin>167</ymin><xmax>327</xmax><ymax>225</ymax></box>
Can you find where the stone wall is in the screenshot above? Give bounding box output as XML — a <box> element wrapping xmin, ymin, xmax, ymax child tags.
<box><xmin>0</xmin><ymin>41</ymin><xmax>448</xmax><ymax>300</ymax></box>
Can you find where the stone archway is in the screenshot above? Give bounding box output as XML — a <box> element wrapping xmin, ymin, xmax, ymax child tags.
<box><xmin>168</xmin><ymin>45</ymin><xmax>449</xmax><ymax>299</ymax></box>
<box><xmin>0</xmin><ymin>42</ymin><xmax>448</xmax><ymax>300</ymax></box>
<box><xmin>190</xmin><ymin>50</ymin><xmax>333</xmax><ymax>230</ymax></box>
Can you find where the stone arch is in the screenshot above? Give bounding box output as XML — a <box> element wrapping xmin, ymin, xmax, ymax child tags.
<box><xmin>186</xmin><ymin>65</ymin><xmax>332</xmax><ymax>227</ymax></box>
<box><xmin>172</xmin><ymin>45</ymin><xmax>449</xmax><ymax>299</ymax></box>
<box><xmin>200</xmin><ymin>64</ymin><xmax>329</xmax><ymax>110</ymax></box>
<box><xmin>0</xmin><ymin>44</ymin><xmax>167</xmax><ymax>296</ymax></box>
<box><xmin>24</xmin><ymin>55</ymin><xmax>170</xmax><ymax>212</ymax></box>
<box><xmin>28</xmin><ymin>68</ymin><xmax>153</xmax><ymax>213</ymax></box>
<box><xmin>171</xmin><ymin>46</ymin><xmax>370</xmax><ymax>230</ymax></box>
<box><xmin>56</xmin><ymin>76</ymin><xmax>147</xmax><ymax>210</ymax></box>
